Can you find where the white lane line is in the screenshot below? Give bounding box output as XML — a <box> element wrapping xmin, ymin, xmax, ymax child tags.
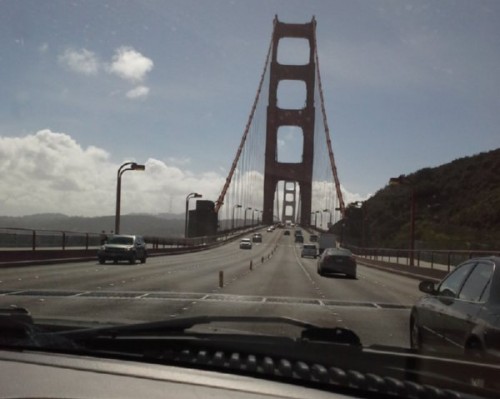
<box><xmin>293</xmin><ymin>245</ymin><xmax>315</xmax><ymax>284</ymax></box>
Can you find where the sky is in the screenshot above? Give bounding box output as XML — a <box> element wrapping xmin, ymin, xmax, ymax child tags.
<box><xmin>0</xmin><ymin>0</ymin><xmax>499</xmax><ymax>217</ymax></box>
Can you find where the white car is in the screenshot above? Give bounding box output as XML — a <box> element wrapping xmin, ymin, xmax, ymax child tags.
<box><xmin>239</xmin><ymin>238</ymin><xmax>252</xmax><ymax>249</ymax></box>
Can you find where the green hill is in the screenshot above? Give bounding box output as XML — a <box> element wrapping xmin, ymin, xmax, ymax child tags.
<box><xmin>335</xmin><ymin>148</ymin><xmax>500</xmax><ymax>250</ymax></box>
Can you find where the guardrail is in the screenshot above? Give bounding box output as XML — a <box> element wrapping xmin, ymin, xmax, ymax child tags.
<box><xmin>346</xmin><ymin>246</ymin><xmax>500</xmax><ymax>273</ymax></box>
<box><xmin>0</xmin><ymin>226</ymin><xmax>263</xmax><ymax>265</ymax></box>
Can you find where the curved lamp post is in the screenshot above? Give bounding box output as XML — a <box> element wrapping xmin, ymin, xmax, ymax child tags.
<box><xmin>115</xmin><ymin>162</ymin><xmax>145</xmax><ymax>234</ymax></box>
<box><xmin>232</xmin><ymin>204</ymin><xmax>242</xmax><ymax>230</ymax></box>
<box><xmin>185</xmin><ymin>192</ymin><xmax>202</xmax><ymax>238</ymax></box>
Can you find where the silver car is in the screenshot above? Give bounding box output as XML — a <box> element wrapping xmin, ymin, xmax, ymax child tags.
<box><xmin>98</xmin><ymin>235</ymin><xmax>147</xmax><ymax>264</ymax></box>
<box><xmin>317</xmin><ymin>248</ymin><xmax>357</xmax><ymax>279</ymax></box>
<box><xmin>239</xmin><ymin>238</ymin><xmax>252</xmax><ymax>249</ymax></box>
<box><xmin>301</xmin><ymin>244</ymin><xmax>317</xmax><ymax>258</ymax></box>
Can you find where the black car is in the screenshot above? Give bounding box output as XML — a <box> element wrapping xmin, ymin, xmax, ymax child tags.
<box><xmin>410</xmin><ymin>256</ymin><xmax>500</xmax><ymax>361</ymax></box>
<box><xmin>252</xmin><ymin>233</ymin><xmax>262</xmax><ymax>243</ymax></box>
<box><xmin>97</xmin><ymin>235</ymin><xmax>147</xmax><ymax>264</ymax></box>
<box><xmin>317</xmin><ymin>248</ymin><xmax>357</xmax><ymax>279</ymax></box>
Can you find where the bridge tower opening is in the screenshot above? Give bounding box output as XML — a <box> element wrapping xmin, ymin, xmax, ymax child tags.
<box><xmin>263</xmin><ymin>17</ymin><xmax>316</xmax><ymax>227</ymax></box>
<box><xmin>281</xmin><ymin>181</ymin><xmax>297</xmax><ymax>225</ymax></box>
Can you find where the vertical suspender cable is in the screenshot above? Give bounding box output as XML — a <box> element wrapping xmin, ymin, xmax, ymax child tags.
<box><xmin>214</xmin><ymin>22</ymin><xmax>275</xmax><ymax>213</ymax></box>
<box><xmin>313</xmin><ymin>27</ymin><xmax>345</xmax><ymax>218</ymax></box>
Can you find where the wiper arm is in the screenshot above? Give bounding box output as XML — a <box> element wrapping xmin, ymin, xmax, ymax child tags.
<box><xmin>0</xmin><ymin>307</ymin><xmax>78</xmax><ymax>350</ymax></box>
<box><xmin>59</xmin><ymin>315</ymin><xmax>361</xmax><ymax>346</ymax></box>
<box><xmin>0</xmin><ymin>306</ymin><xmax>34</xmax><ymax>341</ymax></box>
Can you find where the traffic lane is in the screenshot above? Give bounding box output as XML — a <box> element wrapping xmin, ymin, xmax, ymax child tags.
<box><xmin>0</xmin><ymin>233</ymin><xmax>274</xmax><ymax>285</ymax></box>
<box><xmin>165</xmin><ymin>299</ymin><xmax>410</xmax><ymax>349</ymax></box>
<box><xmin>211</xmin><ymin>237</ymin><xmax>411</xmax><ymax>348</ymax></box>
<box><xmin>296</xmin><ymin>247</ymin><xmax>421</xmax><ymax>306</ymax></box>
<box><xmin>219</xmin><ymin>240</ymin><xmax>320</xmax><ymax>300</ymax></box>
<box><xmin>0</xmin><ymin>295</ymin><xmax>201</xmax><ymax>325</ymax></box>
<box><xmin>88</xmin><ymin>233</ymin><xmax>280</xmax><ymax>293</ymax></box>
<box><xmin>355</xmin><ymin>261</ymin><xmax>424</xmax><ymax>304</ymax></box>
<box><xmin>218</xmin><ymin>237</ymin><xmax>420</xmax><ymax>307</ymax></box>
<box><xmin>0</xmin><ymin>234</ymin><xmax>280</xmax><ymax>292</ymax></box>
<box><xmin>0</xmin><ymin>294</ymin><xmax>409</xmax><ymax>349</ymax></box>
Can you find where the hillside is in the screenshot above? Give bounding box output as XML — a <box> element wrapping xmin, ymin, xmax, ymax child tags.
<box><xmin>334</xmin><ymin>148</ymin><xmax>500</xmax><ymax>250</ymax></box>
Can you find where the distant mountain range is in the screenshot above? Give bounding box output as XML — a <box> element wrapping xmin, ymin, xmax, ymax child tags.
<box><xmin>0</xmin><ymin>213</ymin><xmax>185</xmax><ymax>237</ymax></box>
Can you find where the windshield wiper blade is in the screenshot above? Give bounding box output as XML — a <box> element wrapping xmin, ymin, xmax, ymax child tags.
<box><xmin>0</xmin><ymin>307</ymin><xmax>79</xmax><ymax>350</ymax></box>
<box><xmin>58</xmin><ymin>315</ymin><xmax>361</xmax><ymax>346</ymax></box>
<box><xmin>0</xmin><ymin>307</ymin><xmax>34</xmax><ymax>341</ymax></box>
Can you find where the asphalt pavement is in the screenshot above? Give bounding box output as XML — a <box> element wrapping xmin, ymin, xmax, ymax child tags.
<box><xmin>0</xmin><ymin>228</ymin><xmax>422</xmax><ymax>349</ymax></box>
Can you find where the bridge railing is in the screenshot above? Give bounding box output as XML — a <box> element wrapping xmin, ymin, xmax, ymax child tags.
<box><xmin>0</xmin><ymin>225</ymin><xmax>264</xmax><ymax>265</ymax></box>
<box><xmin>0</xmin><ymin>227</ymin><xmax>103</xmax><ymax>251</ymax></box>
<box><xmin>0</xmin><ymin>226</ymin><xmax>263</xmax><ymax>251</ymax></box>
<box><xmin>347</xmin><ymin>245</ymin><xmax>500</xmax><ymax>274</ymax></box>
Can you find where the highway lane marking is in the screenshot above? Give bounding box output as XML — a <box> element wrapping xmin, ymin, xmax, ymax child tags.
<box><xmin>0</xmin><ymin>289</ymin><xmax>411</xmax><ymax>309</ymax></box>
<box><xmin>292</xmin><ymin>246</ymin><xmax>315</xmax><ymax>284</ymax></box>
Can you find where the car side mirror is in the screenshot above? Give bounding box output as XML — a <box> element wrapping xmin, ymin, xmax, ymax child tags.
<box><xmin>418</xmin><ymin>280</ymin><xmax>436</xmax><ymax>295</ymax></box>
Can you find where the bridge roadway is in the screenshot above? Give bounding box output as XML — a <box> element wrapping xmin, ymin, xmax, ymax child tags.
<box><xmin>0</xmin><ymin>228</ymin><xmax>423</xmax><ymax>349</ymax></box>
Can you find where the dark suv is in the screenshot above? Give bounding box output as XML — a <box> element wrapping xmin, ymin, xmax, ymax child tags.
<box><xmin>98</xmin><ymin>235</ymin><xmax>147</xmax><ymax>264</ymax></box>
<box><xmin>252</xmin><ymin>233</ymin><xmax>262</xmax><ymax>243</ymax></box>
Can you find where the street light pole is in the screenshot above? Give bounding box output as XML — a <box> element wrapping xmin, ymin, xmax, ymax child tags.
<box><xmin>185</xmin><ymin>192</ymin><xmax>202</xmax><ymax>238</ymax></box>
<box><xmin>115</xmin><ymin>162</ymin><xmax>146</xmax><ymax>234</ymax></box>
<box><xmin>232</xmin><ymin>204</ymin><xmax>242</xmax><ymax>230</ymax></box>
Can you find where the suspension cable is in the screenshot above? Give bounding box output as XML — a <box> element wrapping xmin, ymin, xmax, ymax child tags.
<box><xmin>214</xmin><ymin>21</ymin><xmax>275</xmax><ymax>213</ymax></box>
<box><xmin>313</xmin><ymin>27</ymin><xmax>346</xmax><ymax>218</ymax></box>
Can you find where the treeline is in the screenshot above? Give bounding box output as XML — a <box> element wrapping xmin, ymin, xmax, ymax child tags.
<box><xmin>332</xmin><ymin>148</ymin><xmax>500</xmax><ymax>250</ymax></box>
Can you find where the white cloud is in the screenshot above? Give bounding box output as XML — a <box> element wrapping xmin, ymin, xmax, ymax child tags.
<box><xmin>38</xmin><ymin>43</ymin><xmax>49</xmax><ymax>53</ymax></box>
<box><xmin>58</xmin><ymin>48</ymin><xmax>99</xmax><ymax>75</ymax></box>
<box><xmin>57</xmin><ymin>46</ymin><xmax>154</xmax><ymax>99</ymax></box>
<box><xmin>126</xmin><ymin>85</ymin><xmax>150</xmax><ymax>99</ymax></box>
<box><xmin>108</xmin><ymin>47</ymin><xmax>154</xmax><ymax>82</ymax></box>
<box><xmin>0</xmin><ymin>130</ymin><xmax>223</xmax><ymax>217</ymax></box>
<box><xmin>0</xmin><ymin>130</ymin><xmax>368</xmax><ymax>220</ymax></box>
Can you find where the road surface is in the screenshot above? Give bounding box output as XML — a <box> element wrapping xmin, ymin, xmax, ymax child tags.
<box><xmin>0</xmin><ymin>228</ymin><xmax>423</xmax><ymax>349</ymax></box>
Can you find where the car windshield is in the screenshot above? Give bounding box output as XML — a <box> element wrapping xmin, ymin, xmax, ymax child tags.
<box><xmin>1</xmin><ymin>1</ymin><xmax>499</xmax><ymax>397</ymax></box>
<box><xmin>107</xmin><ymin>236</ymin><xmax>134</xmax><ymax>245</ymax></box>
